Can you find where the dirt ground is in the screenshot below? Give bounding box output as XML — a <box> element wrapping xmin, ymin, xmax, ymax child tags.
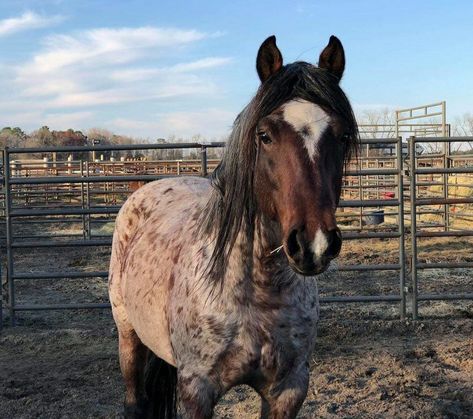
<box><xmin>1</xmin><ymin>222</ymin><xmax>472</xmax><ymax>418</ymax></box>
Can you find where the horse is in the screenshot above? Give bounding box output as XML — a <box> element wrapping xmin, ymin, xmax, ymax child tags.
<box><xmin>109</xmin><ymin>35</ymin><xmax>358</xmax><ymax>419</ymax></box>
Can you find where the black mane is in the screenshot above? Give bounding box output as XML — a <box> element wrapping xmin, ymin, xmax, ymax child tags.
<box><xmin>201</xmin><ymin>62</ymin><xmax>359</xmax><ymax>285</ymax></box>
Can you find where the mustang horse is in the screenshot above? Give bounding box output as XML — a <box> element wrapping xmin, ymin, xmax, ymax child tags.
<box><xmin>109</xmin><ymin>35</ymin><xmax>358</xmax><ymax>418</ymax></box>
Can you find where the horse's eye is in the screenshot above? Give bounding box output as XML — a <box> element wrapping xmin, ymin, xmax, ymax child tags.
<box><xmin>258</xmin><ymin>131</ymin><xmax>272</xmax><ymax>145</ymax></box>
<box><xmin>342</xmin><ymin>132</ymin><xmax>351</xmax><ymax>141</ymax></box>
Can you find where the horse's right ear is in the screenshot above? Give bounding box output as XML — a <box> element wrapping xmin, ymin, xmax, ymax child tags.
<box><xmin>256</xmin><ymin>35</ymin><xmax>283</xmax><ymax>83</ymax></box>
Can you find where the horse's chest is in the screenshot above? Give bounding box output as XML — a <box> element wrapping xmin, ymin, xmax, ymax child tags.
<box><xmin>173</xmin><ymin>287</ymin><xmax>318</xmax><ymax>389</ymax></box>
<box><xmin>213</xmin><ymin>309</ymin><xmax>317</xmax><ymax>388</ymax></box>
<box><xmin>250</xmin><ymin>316</ymin><xmax>315</xmax><ymax>366</ymax></box>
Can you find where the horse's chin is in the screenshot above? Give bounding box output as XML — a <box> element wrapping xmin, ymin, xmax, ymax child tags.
<box><xmin>288</xmin><ymin>260</ymin><xmax>330</xmax><ymax>277</ymax></box>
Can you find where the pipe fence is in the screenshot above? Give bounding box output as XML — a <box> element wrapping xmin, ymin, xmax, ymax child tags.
<box><xmin>409</xmin><ymin>136</ymin><xmax>473</xmax><ymax>319</ymax></box>
<box><xmin>1</xmin><ymin>137</ymin><xmax>472</xmax><ymax>328</ymax></box>
<box><xmin>1</xmin><ymin>142</ymin><xmax>223</xmax><ymax>327</ymax></box>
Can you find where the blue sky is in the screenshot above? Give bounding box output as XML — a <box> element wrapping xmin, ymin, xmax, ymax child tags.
<box><xmin>0</xmin><ymin>0</ymin><xmax>472</xmax><ymax>139</ymax></box>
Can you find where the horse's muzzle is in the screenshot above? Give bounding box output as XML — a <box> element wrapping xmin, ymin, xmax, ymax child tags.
<box><xmin>284</xmin><ymin>226</ymin><xmax>342</xmax><ymax>276</ymax></box>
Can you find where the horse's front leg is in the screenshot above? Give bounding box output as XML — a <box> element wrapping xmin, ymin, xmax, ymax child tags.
<box><xmin>178</xmin><ymin>373</ymin><xmax>220</xmax><ymax>419</ymax></box>
<box><xmin>259</xmin><ymin>366</ymin><xmax>310</xmax><ymax>419</ymax></box>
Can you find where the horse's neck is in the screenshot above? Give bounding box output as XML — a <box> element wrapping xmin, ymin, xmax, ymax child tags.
<box><xmin>224</xmin><ymin>215</ymin><xmax>292</xmax><ymax>296</ymax></box>
<box><xmin>253</xmin><ymin>216</ymin><xmax>295</xmax><ymax>287</ymax></box>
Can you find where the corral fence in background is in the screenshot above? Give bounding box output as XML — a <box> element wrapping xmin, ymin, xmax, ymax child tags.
<box><xmin>408</xmin><ymin>137</ymin><xmax>473</xmax><ymax>318</ymax></box>
<box><xmin>0</xmin><ymin>137</ymin><xmax>472</xmax><ymax>329</ymax></box>
<box><xmin>0</xmin><ymin>142</ymin><xmax>223</xmax><ymax>329</ymax></box>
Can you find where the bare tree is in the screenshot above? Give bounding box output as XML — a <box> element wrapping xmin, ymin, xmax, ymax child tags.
<box><xmin>357</xmin><ymin>108</ymin><xmax>396</xmax><ymax>139</ymax></box>
<box><xmin>453</xmin><ymin>113</ymin><xmax>473</xmax><ymax>136</ymax></box>
<box><xmin>87</xmin><ymin>128</ymin><xmax>114</xmax><ymax>144</ymax></box>
<box><xmin>452</xmin><ymin>114</ymin><xmax>473</xmax><ymax>152</ymax></box>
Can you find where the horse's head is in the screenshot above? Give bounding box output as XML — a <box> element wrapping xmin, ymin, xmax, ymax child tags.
<box><xmin>253</xmin><ymin>36</ymin><xmax>358</xmax><ymax>276</ymax></box>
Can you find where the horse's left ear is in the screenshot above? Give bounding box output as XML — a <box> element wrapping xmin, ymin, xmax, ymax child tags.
<box><xmin>318</xmin><ymin>35</ymin><xmax>345</xmax><ymax>82</ymax></box>
<box><xmin>256</xmin><ymin>35</ymin><xmax>283</xmax><ymax>83</ymax></box>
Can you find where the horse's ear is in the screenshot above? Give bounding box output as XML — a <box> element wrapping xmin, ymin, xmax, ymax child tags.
<box><xmin>256</xmin><ymin>35</ymin><xmax>283</xmax><ymax>83</ymax></box>
<box><xmin>318</xmin><ymin>35</ymin><xmax>345</xmax><ymax>82</ymax></box>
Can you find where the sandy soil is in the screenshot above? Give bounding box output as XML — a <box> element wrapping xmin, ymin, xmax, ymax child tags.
<box><xmin>1</xmin><ymin>222</ymin><xmax>472</xmax><ymax>418</ymax></box>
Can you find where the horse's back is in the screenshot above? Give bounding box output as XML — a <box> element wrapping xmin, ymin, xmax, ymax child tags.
<box><xmin>109</xmin><ymin>176</ymin><xmax>211</xmax><ymax>365</ymax></box>
<box><xmin>113</xmin><ymin>176</ymin><xmax>209</xmax><ymax>244</ymax></box>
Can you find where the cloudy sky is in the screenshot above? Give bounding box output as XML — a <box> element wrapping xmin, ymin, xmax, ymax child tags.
<box><xmin>0</xmin><ymin>0</ymin><xmax>472</xmax><ymax>140</ymax></box>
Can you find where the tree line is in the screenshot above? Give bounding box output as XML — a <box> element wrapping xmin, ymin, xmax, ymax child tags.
<box><xmin>0</xmin><ymin>127</ymin><xmax>224</xmax><ymax>160</ymax></box>
<box><xmin>2</xmin><ymin>111</ymin><xmax>471</xmax><ymax>161</ymax></box>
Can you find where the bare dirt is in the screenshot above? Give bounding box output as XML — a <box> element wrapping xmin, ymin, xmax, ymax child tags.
<box><xmin>1</xmin><ymin>222</ymin><xmax>472</xmax><ymax>418</ymax></box>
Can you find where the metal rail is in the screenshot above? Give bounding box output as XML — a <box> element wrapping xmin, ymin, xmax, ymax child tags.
<box><xmin>5</xmin><ymin>142</ymin><xmax>225</xmax><ymax>154</ymax></box>
<box><xmin>409</xmin><ymin>136</ymin><xmax>473</xmax><ymax>319</ymax></box>
<box><xmin>1</xmin><ymin>137</ymin><xmax>472</xmax><ymax>326</ymax></box>
<box><xmin>1</xmin><ymin>142</ymin><xmax>220</xmax><ymax>326</ymax></box>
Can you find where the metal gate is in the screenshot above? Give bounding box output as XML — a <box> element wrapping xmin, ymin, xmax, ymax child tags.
<box><xmin>408</xmin><ymin>136</ymin><xmax>473</xmax><ymax>319</ymax></box>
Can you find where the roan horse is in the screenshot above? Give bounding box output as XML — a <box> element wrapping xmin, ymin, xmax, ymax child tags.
<box><xmin>109</xmin><ymin>35</ymin><xmax>358</xmax><ymax>418</ymax></box>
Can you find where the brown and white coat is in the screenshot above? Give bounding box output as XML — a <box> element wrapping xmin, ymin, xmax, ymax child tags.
<box><xmin>109</xmin><ymin>35</ymin><xmax>358</xmax><ymax>419</ymax></box>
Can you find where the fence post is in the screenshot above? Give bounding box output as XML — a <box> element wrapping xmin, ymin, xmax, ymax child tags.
<box><xmin>397</xmin><ymin>136</ymin><xmax>407</xmax><ymax>319</ymax></box>
<box><xmin>80</xmin><ymin>160</ymin><xmax>87</xmax><ymax>240</ymax></box>
<box><xmin>409</xmin><ymin>136</ymin><xmax>418</xmax><ymax>320</ymax></box>
<box><xmin>201</xmin><ymin>146</ymin><xmax>208</xmax><ymax>177</ymax></box>
<box><xmin>85</xmin><ymin>160</ymin><xmax>91</xmax><ymax>240</ymax></box>
<box><xmin>4</xmin><ymin>148</ymin><xmax>16</xmax><ymax>326</ymax></box>
<box><xmin>443</xmin><ymin>139</ymin><xmax>451</xmax><ymax>231</ymax></box>
<box><xmin>0</xmin><ymin>149</ymin><xmax>3</xmax><ymax>330</ymax></box>
<box><xmin>442</xmin><ymin>101</ymin><xmax>449</xmax><ymax>230</ymax></box>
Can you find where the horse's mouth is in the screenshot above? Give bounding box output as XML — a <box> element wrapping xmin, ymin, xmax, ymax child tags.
<box><xmin>288</xmin><ymin>260</ymin><xmax>330</xmax><ymax>277</ymax></box>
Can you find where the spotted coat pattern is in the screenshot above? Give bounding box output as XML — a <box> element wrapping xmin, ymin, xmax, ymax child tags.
<box><xmin>109</xmin><ymin>177</ymin><xmax>320</xmax><ymax>417</ymax></box>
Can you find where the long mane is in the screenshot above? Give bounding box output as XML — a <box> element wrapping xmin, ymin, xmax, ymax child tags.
<box><xmin>200</xmin><ymin>62</ymin><xmax>359</xmax><ymax>285</ymax></box>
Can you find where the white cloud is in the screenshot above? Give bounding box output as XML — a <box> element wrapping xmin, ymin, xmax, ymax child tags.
<box><xmin>1</xmin><ymin>111</ymin><xmax>43</xmax><ymax>128</ymax></box>
<box><xmin>1</xmin><ymin>110</ymin><xmax>93</xmax><ymax>132</ymax></box>
<box><xmin>42</xmin><ymin>111</ymin><xmax>94</xmax><ymax>129</ymax></box>
<box><xmin>171</xmin><ymin>57</ymin><xmax>233</xmax><ymax>73</ymax></box>
<box><xmin>109</xmin><ymin>108</ymin><xmax>235</xmax><ymax>139</ymax></box>
<box><xmin>158</xmin><ymin>109</ymin><xmax>235</xmax><ymax>137</ymax></box>
<box><xmin>21</xmin><ymin>27</ymin><xmax>207</xmax><ymax>75</ymax></box>
<box><xmin>1</xmin><ymin>24</ymin><xmax>233</xmax><ymax>137</ymax></box>
<box><xmin>111</xmin><ymin>57</ymin><xmax>233</xmax><ymax>82</ymax></box>
<box><xmin>12</xmin><ymin>26</ymin><xmax>229</xmax><ymax>109</ymax></box>
<box><xmin>41</xmin><ymin>79</ymin><xmax>217</xmax><ymax>108</ymax></box>
<box><xmin>0</xmin><ymin>11</ymin><xmax>63</xmax><ymax>37</ymax></box>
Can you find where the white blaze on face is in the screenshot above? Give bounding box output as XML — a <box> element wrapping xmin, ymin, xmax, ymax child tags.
<box><xmin>311</xmin><ymin>229</ymin><xmax>328</xmax><ymax>263</ymax></box>
<box><xmin>282</xmin><ymin>99</ymin><xmax>330</xmax><ymax>160</ymax></box>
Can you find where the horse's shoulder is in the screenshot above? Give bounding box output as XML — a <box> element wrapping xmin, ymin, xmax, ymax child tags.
<box><xmin>121</xmin><ymin>177</ymin><xmax>209</xmax><ymax>211</ymax></box>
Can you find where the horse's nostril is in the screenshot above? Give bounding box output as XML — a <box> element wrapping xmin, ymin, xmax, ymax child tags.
<box><xmin>286</xmin><ymin>228</ymin><xmax>300</xmax><ymax>258</ymax></box>
<box><xmin>326</xmin><ymin>228</ymin><xmax>342</xmax><ymax>258</ymax></box>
